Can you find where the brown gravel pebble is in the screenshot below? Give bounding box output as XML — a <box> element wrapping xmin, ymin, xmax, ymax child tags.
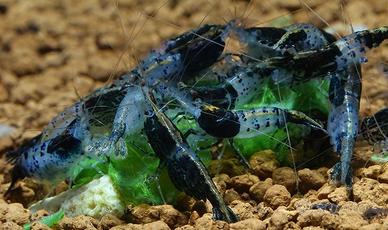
<box><xmin>327</xmin><ymin>187</ymin><xmax>349</xmax><ymax>204</ymax></box>
<box><xmin>283</xmin><ymin>221</ymin><xmax>301</xmax><ymax>230</ymax></box>
<box><xmin>269</xmin><ymin>206</ymin><xmax>298</xmax><ymax>229</ymax></box>
<box><xmin>30</xmin><ymin>222</ymin><xmax>51</xmax><ymax>230</ymax></box>
<box><xmin>297</xmin><ymin>209</ymin><xmax>333</xmax><ymax>228</ymax></box>
<box><xmin>230</xmin><ymin>200</ymin><xmax>256</xmax><ymax>220</ymax></box>
<box><xmin>57</xmin><ymin>216</ymin><xmax>99</xmax><ymax>230</ymax></box>
<box><xmin>175</xmin><ymin>195</ymin><xmax>196</xmax><ymax>213</ymax></box>
<box><xmin>272</xmin><ymin>167</ymin><xmax>299</xmax><ymax>194</ymax></box>
<box><xmin>353</xmin><ymin>178</ymin><xmax>388</xmax><ymax>206</ymax></box>
<box><xmin>187</xmin><ymin>211</ymin><xmax>200</xmax><ymax>225</ymax></box>
<box><xmin>302</xmin><ymin>227</ymin><xmax>325</xmax><ymax>230</ymax></box>
<box><xmin>4</xmin><ymin>179</ymin><xmax>46</xmax><ymax>206</ymax></box>
<box><xmin>208</xmin><ymin>158</ymin><xmax>246</xmax><ymax>177</ymax></box>
<box><xmin>249</xmin><ymin>150</ymin><xmax>279</xmax><ymax>180</ymax></box>
<box><xmin>142</xmin><ymin>220</ymin><xmax>171</xmax><ymax>230</ymax></box>
<box><xmin>229</xmin><ymin>174</ymin><xmax>260</xmax><ymax>193</ymax></box>
<box><xmin>212</xmin><ymin>174</ymin><xmax>230</xmax><ymax>195</ymax></box>
<box><xmin>111</xmin><ymin>220</ymin><xmax>171</xmax><ymax>230</ymax></box>
<box><xmin>30</xmin><ymin>209</ymin><xmax>49</xmax><ymax>221</ymax></box>
<box><xmin>0</xmin><ymin>202</ymin><xmax>30</xmax><ymax>225</ymax></box>
<box><xmin>254</xmin><ymin>203</ymin><xmax>271</xmax><ymax>221</ymax></box>
<box><xmin>191</xmin><ymin>200</ymin><xmax>208</xmax><ymax>216</ymax></box>
<box><xmin>359</xmin><ymin>223</ymin><xmax>386</xmax><ymax>230</ymax></box>
<box><xmin>0</xmin><ymin>221</ymin><xmax>24</xmax><ymax>230</ymax></box>
<box><xmin>229</xmin><ymin>218</ymin><xmax>266</xmax><ymax>230</ymax></box>
<box><xmin>0</xmin><ymin>84</ymin><xmax>8</xmax><ymax>102</ymax></box>
<box><xmin>263</xmin><ymin>185</ymin><xmax>291</xmax><ymax>209</ymax></box>
<box><xmin>224</xmin><ymin>188</ymin><xmax>242</xmax><ymax>204</ymax></box>
<box><xmin>0</xmin><ymin>135</ymin><xmax>13</xmax><ymax>153</ymax></box>
<box><xmin>377</xmin><ymin>169</ymin><xmax>388</xmax><ymax>183</ymax></box>
<box><xmin>175</xmin><ymin>225</ymin><xmax>195</xmax><ymax>230</ymax></box>
<box><xmin>291</xmin><ymin>198</ymin><xmax>313</xmax><ymax>213</ymax></box>
<box><xmin>249</xmin><ymin>178</ymin><xmax>273</xmax><ymax>202</ymax></box>
<box><xmin>316</xmin><ymin>183</ymin><xmax>336</xmax><ymax>199</ymax></box>
<box><xmin>360</xmin><ymin>165</ymin><xmax>382</xmax><ymax>180</ymax></box>
<box><xmin>298</xmin><ymin>169</ymin><xmax>327</xmax><ymax>192</ymax></box>
<box><xmin>98</xmin><ymin>214</ymin><xmax>125</xmax><ymax>230</ymax></box>
<box><xmin>128</xmin><ymin>204</ymin><xmax>187</xmax><ymax>228</ymax></box>
<box><xmin>338</xmin><ymin>209</ymin><xmax>368</xmax><ymax>230</ymax></box>
<box><xmin>193</xmin><ymin>213</ymin><xmax>229</xmax><ymax>230</ymax></box>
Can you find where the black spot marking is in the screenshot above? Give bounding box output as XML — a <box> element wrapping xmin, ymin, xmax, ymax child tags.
<box><xmin>198</xmin><ymin>108</ymin><xmax>240</xmax><ymax>138</ymax></box>
<box><xmin>275</xmin><ymin>119</ymin><xmax>281</xmax><ymax>127</ymax></box>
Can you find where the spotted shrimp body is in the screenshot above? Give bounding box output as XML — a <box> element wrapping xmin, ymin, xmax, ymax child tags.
<box><xmin>234</xmin><ymin>25</ymin><xmax>388</xmax><ymax>186</ymax></box>
<box><xmin>7</xmin><ymin>119</ymin><xmax>84</xmax><ymax>189</ymax></box>
<box><xmin>6</xmin><ymin>22</ymin><xmax>388</xmax><ymax>221</ymax></box>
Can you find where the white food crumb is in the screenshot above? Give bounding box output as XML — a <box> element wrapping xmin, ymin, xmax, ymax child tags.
<box><xmin>30</xmin><ymin>175</ymin><xmax>125</xmax><ymax>218</ymax></box>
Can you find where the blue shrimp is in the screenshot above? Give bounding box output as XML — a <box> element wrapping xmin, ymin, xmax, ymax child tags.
<box><xmin>5</xmin><ymin>21</ymin><xmax>388</xmax><ymax>222</ymax></box>
<box><xmin>238</xmin><ymin>25</ymin><xmax>388</xmax><ymax>186</ymax></box>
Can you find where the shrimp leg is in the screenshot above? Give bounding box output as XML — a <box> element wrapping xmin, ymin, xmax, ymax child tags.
<box><xmin>144</xmin><ymin>91</ymin><xmax>238</xmax><ymax>223</ymax></box>
<box><xmin>328</xmin><ymin>64</ymin><xmax>361</xmax><ymax>187</ymax></box>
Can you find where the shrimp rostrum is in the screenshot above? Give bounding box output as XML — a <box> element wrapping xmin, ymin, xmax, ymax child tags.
<box><xmin>5</xmin><ymin>22</ymin><xmax>388</xmax><ymax>222</ymax></box>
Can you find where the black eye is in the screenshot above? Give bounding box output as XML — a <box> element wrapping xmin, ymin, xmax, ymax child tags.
<box><xmin>144</xmin><ymin>110</ymin><xmax>154</xmax><ymax>117</ymax></box>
